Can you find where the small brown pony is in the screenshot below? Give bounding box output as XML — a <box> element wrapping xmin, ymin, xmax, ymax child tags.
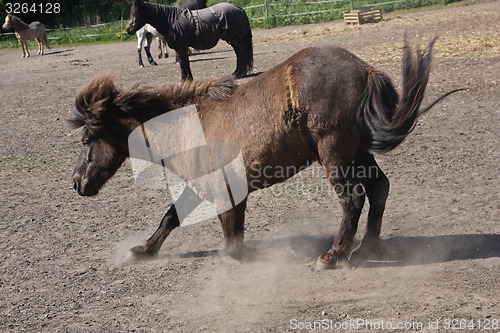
<box><xmin>2</xmin><ymin>14</ymin><xmax>51</xmax><ymax>57</ymax></box>
<box><xmin>70</xmin><ymin>41</ymin><xmax>459</xmax><ymax>270</ymax></box>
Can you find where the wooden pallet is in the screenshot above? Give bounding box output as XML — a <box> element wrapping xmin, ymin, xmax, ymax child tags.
<box><xmin>344</xmin><ymin>9</ymin><xmax>383</xmax><ymax>25</ymax></box>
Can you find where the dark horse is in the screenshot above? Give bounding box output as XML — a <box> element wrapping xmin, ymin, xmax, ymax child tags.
<box><xmin>70</xmin><ymin>42</ymin><xmax>459</xmax><ymax>270</ymax></box>
<box><xmin>126</xmin><ymin>0</ymin><xmax>253</xmax><ymax>80</ymax></box>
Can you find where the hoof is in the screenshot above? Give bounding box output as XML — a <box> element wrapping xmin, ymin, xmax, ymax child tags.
<box><xmin>349</xmin><ymin>241</ymin><xmax>381</xmax><ymax>267</ymax></box>
<box><xmin>312</xmin><ymin>257</ymin><xmax>336</xmax><ymax>271</ymax></box>
<box><xmin>232</xmin><ymin>71</ymin><xmax>247</xmax><ymax>79</ymax></box>
<box><xmin>226</xmin><ymin>247</ymin><xmax>253</xmax><ymax>262</ymax></box>
<box><xmin>349</xmin><ymin>247</ymin><xmax>368</xmax><ymax>266</ymax></box>
<box><xmin>125</xmin><ymin>245</ymin><xmax>158</xmax><ymax>263</ymax></box>
<box><xmin>348</xmin><ymin>250</ymin><xmax>369</xmax><ymax>267</ymax></box>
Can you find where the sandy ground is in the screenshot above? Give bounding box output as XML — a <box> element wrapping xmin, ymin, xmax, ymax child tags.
<box><xmin>0</xmin><ymin>1</ymin><xmax>499</xmax><ymax>332</ymax></box>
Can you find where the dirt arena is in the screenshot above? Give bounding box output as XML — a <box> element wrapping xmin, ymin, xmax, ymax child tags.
<box><xmin>0</xmin><ymin>1</ymin><xmax>499</xmax><ymax>332</ymax></box>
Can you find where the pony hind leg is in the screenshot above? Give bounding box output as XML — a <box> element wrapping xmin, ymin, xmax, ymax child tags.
<box><xmin>349</xmin><ymin>155</ymin><xmax>389</xmax><ymax>266</ymax></box>
<box><xmin>136</xmin><ymin>30</ymin><xmax>145</xmax><ymax>67</ymax></box>
<box><xmin>228</xmin><ymin>36</ymin><xmax>251</xmax><ymax>78</ymax></box>
<box><xmin>314</xmin><ymin>149</ymin><xmax>366</xmax><ymax>270</ymax></box>
<box><xmin>144</xmin><ymin>33</ymin><xmax>157</xmax><ymax>66</ymax></box>
<box><xmin>231</xmin><ymin>45</ymin><xmax>247</xmax><ymax>78</ymax></box>
<box><xmin>177</xmin><ymin>49</ymin><xmax>193</xmax><ymax>80</ymax></box>
<box><xmin>24</xmin><ymin>40</ymin><xmax>30</xmax><ymax>57</ymax></box>
<box><xmin>36</xmin><ymin>37</ymin><xmax>43</xmax><ymax>55</ymax></box>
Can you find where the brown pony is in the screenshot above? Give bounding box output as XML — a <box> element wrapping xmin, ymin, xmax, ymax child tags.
<box><xmin>2</xmin><ymin>14</ymin><xmax>51</xmax><ymax>57</ymax></box>
<box><xmin>70</xmin><ymin>42</ymin><xmax>459</xmax><ymax>270</ymax></box>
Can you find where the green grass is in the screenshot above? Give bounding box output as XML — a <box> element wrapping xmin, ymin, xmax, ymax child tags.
<box><xmin>0</xmin><ymin>0</ymin><xmax>465</xmax><ymax>49</ymax></box>
<box><xmin>0</xmin><ymin>21</ymin><xmax>135</xmax><ymax>49</ymax></box>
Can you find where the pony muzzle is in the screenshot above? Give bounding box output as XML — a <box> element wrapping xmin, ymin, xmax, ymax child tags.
<box><xmin>126</xmin><ymin>22</ymin><xmax>138</xmax><ymax>35</ymax></box>
<box><xmin>72</xmin><ymin>174</ymin><xmax>98</xmax><ymax>196</ymax></box>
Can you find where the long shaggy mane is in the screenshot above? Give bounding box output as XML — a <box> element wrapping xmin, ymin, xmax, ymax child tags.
<box><xmin>68</xmin><ymin>71</ymin><xmax>237</xmax><ymax>131</ymax></box>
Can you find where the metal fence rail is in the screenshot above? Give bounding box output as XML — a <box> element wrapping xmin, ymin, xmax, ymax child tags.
<box><xmin>245</xmin><ymin>0</ymin><xmax>349</xmax><ymax>20</ymax></box>
<box><xmin>243</xmin><ymin>0</ymin><xmax>411</xmax><ymax>21</ymax></box>
<box><xmin>0</xmin><ymin>21</ymin><xmax>122</xmax><ymax>39</ymax></box>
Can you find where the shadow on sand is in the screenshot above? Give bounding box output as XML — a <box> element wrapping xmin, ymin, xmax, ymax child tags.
<box><xmin>45</xmin><ymin>49</ymin><xmax>74</xmax><ymax>55</ymax></box>
<box><xmin>161</xmin><ymin>234</ymin><xmax>500</xmax><ymax>267</ymax></box>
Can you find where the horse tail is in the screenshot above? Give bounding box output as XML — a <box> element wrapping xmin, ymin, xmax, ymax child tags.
<box><xmin>43</xmin><ymin>29</ymin><xmax>51</xmax><ymax>49</ymax></box>
<box><xmin>358</xmin><ymin>39</ymin><xmax>460</xmax><ymax>154</ymax></box>
<box><xmin>243</xmin><ymin>33</ymin><xmax>253</xmax><ymax>72</ymax></box>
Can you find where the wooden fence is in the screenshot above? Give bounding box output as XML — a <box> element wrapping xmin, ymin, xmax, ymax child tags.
<box><xmin>243</xmin><ymin>0</ymin><xmax>408</xmax><ymax>21</ymax></box>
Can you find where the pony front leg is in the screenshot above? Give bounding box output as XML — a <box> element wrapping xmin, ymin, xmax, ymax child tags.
<box><xmin>218</xmin><ymin>198</ymin><xmax>297</xmax><ymax>262</ymax></box>
<box><xmin>128</xmin><ymin>205</ymin><xmax>179</xmax><ymax>259</ymax></box>
<box><xmin>128</xmin><ymin>186</ymin><xmax>203</xmax><ymax>260</ymax></box>
<box><xmin>18</xmin><ymin>39</ymin><xmax>28</xmax><ymax>57</ymax></box>
<box><xmin>177</xmin><ymin>49</ymin><xmax>193</xmax><ymax>81</ymax></box>
<box><xmin>217</xmin><ymin>198</ymin><xmax>249</xmax><ymax>261</ymax></box>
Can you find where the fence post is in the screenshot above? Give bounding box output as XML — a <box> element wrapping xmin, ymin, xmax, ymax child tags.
<box><xmin>350</xmin><ymin>0</ymin><xmax>354</xmax><ymax>11</ymax></box>
<box><xmin>264</xmin><ymin>0</ymin><xmax>269</xmax><ymax>19</ymax></box>
<box><xmin>121</xmin><ymin>11</ymin><xmax>124</xmax><ymax>42</ymax></box>
<box><xmin>405</xmin><ymin>0</ymin><xmax>408</xmax><ymax>10</ymax></box>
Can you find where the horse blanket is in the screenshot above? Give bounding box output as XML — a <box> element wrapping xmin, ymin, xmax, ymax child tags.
<box><xmin>165</xmin><ymin>2</ymin><xmax>251</xmax><ymax>50</ymax></box>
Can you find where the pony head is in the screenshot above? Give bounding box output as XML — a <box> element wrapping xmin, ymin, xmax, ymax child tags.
<box><xmin>2</xmin><ymin>15</ymin><xmax>13</xmax><ymax>29</ymax></box>
<box><xmin>69</xmin><ymin>72</ymin><xmax>129</xmax><ymax>196</ymax></box>
<box><xmin>126</xmin><ymin>0</ymin><xmax>148</xmax><ymax>35</ymax></box>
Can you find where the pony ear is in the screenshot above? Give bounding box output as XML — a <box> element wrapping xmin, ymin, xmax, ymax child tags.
<box><xmin>75</xmin><ymin>71</ymin><xmax>120</xmax><ymax>123</ymax></box>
